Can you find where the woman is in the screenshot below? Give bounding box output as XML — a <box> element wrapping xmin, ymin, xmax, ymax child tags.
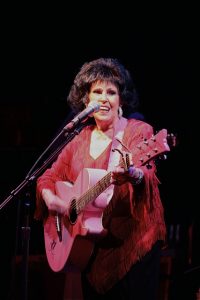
<box><xmin>35</xmin><ymin>58</ymin><xmax>166</xmax><ymax>299</ymax></box>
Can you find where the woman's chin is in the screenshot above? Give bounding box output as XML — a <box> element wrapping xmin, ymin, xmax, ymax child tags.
<box><xmin>95</xmin><ymin>114</ymin><xmax>110</xmax><ymax>121</ymax></box>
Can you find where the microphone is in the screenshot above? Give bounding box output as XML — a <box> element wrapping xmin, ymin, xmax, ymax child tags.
<box><xmin>64</xmin><ymin>102</ymin><xmax>100</xmax><ymax>131</ymax></box>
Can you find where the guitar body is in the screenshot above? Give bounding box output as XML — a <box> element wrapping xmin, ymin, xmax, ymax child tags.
<box><xmin>44</xmin><ymin>168</ymin><xmax>111</xmax><ymax>272</ymax></box>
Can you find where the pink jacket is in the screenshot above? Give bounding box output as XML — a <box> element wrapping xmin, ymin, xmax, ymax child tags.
<box><xmin>35</xmin><ymin>119</ymin><xmax>166</xmax><ymax>293</ymax></box>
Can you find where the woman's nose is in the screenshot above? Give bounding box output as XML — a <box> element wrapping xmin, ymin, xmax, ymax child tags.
<box><xmin>99</xmin><ymin>92</ymin><xmax>108</xmax><ymax>102</ymax></box>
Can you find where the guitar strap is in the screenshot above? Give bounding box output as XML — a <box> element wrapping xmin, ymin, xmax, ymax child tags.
<box><xmin>102</xmin><ymin>117</ymin><xmax>128</xmax><ymax>205</ymax></box>
<box><xmin>107</xmin><ymin>116</ymin><xmax>128</xmax><ymax>172</ymax></box>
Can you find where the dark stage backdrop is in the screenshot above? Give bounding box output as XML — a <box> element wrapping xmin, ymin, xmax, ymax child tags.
<box><xmin>0</xmin><ymin>16</ymin><xmax>197</xmax><ymax>300</ymax></box>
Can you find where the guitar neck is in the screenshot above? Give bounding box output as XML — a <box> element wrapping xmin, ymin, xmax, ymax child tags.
<box><xmin>76</xmin><ymin>171</ymin><xmax>112</xmax><ymax>213</ymax></box>
<box><xmin>74</xmin><ymin>128</ymin><xmax>173</xmax><ymax>214</ymax></box>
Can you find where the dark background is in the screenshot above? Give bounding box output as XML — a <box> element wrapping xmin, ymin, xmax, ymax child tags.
<box><xmin>0</xmin><ymin>6</ymin><xmax>198</xmax><ymax>300</ymax></box>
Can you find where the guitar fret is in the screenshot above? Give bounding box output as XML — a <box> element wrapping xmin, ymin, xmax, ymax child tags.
<box><xmin>77</xmin><ymin>172</ymin><xmax>112</xmax><ymax>213</ymax></box>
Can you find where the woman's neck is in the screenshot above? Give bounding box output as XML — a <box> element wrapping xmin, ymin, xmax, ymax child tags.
<box><xmin>94</xmin><ymin>127</ymin><xmax>114</xmax><ymax>140</ymax></box>
<box><xmin>95</xmin><ymin>117</ymin><xmax>120</xmax><ymax>137</ymax></box>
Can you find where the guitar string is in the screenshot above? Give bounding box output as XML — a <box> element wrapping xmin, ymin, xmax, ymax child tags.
<box><xmin>68</xmin><ymin>145</ymin><xmax>154</xmax><ymax>212</ymax></box>
<box><xmin>69</xmin><ymin>171</ymin><xmax>112</xmax><ymax>213</ymax></box>
<box><xmin>68</xmin><ymin>152</ymin><xmax>152</xmax><ymax>213</ymax></box>
<box><xmin>68</xmin><ymin>142</ymin><xmax>141</xmax><ymax>212</ymax></box>
<box><xmin>68</xmin><ymin>135</ymin><xmax>163</xmax><ymax>213</ymax></box>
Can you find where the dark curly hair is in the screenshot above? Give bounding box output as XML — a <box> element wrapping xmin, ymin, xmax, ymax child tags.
<box><xmin>67</xmin><ymin>58</ymin><xmax>139</xmax><ymax>117</ymax></box>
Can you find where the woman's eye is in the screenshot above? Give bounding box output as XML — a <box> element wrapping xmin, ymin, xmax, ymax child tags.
<box><xmin>93</xmin><ymin>89</ymin><xmax>102</xmax><ymax>94</ymax></box>
<box><xmin>91</xmin><ymin>89</ymin><xmax>117</xmax><ymax>95</ymax></box>
<box><xmin>108</xmin><ymin>90</ymin><xmax>116</xmax><ymax>95</ymax></box>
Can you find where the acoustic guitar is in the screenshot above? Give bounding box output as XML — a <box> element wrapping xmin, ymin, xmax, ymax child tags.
<box><xmin>44</xmin><ymin>129</ymin><xmax>174</xmax><ymax>272</ymax></box>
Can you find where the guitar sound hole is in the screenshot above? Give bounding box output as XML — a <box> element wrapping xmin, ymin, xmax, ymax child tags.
<box><xmin>69</xmin><ymin>198</ymin><xmax>78</xmax><ymax>224</ymax></box>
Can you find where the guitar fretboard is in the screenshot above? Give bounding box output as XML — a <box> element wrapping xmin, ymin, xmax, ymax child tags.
<box><xmin>77</xmin><ymin>172</ymin><xmax>112</xmax><ymax>213</ymax></box>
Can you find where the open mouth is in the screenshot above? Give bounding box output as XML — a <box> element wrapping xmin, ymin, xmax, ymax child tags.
<box><xmin>99</xmin><ymin>106</ymin><xmax>110</xmax><ymax>112</ymax></box>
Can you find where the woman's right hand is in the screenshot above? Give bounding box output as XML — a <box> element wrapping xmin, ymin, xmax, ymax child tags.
<box><xmin>41</xmin><ymin>188</ymin><xmax>69</xmax><ymax>215</ymax></box>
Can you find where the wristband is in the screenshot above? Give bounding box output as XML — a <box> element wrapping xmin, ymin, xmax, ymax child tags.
<box><xmin>128</xmin><ymin>167</ymin><xmax>144</xmax><ymax>185</ymax></box>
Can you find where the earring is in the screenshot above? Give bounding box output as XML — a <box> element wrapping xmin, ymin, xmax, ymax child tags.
<box><xmin>118</xmin><ymin>106</ymin><xmax>123</xmax><ymax>118</ymax></box>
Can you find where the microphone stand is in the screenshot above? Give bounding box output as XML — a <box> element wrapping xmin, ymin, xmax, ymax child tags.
<box><xmin>0</xmin><ymin>119</ymin><xmax>88</xmax><ymax>300</ymax></box>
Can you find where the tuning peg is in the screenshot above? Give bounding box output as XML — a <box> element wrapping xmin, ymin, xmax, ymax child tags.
<box><xmin>159</xmin><ymin>154</ymin><xmax>168</xmax><ymax>160</ymax></box>
<box><xmin>167</xmin><ymin>133</ymin><xmax>177</xmax><ymax>148</ymax></box>
<box><xmin>150</xmin><ymin>135</ymin><xmax>156</xmax><ymax>142</ymax></box>
<box><xmin>146</xmin><ymin>163</ymin><xmax>152</xmax><ymax>169</ymax></box>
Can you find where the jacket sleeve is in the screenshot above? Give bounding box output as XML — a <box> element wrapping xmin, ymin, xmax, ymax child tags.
<box><xmin>126</xmin><ymin>120</ymin><xmax>162</xmax><ymax>218</ymax></box>
<box><xmin>34</xmin><ymin>142</ymin><xmax>73</xmax><ymax>220</ymax></box>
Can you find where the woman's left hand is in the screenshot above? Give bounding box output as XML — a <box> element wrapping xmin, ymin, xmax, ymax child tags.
<box><xmin>111</xmin><ymin>166</ymin><xmax>144</xmax><ymax>185</ymax></box>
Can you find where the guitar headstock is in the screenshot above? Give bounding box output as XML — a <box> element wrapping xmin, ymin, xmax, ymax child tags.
<box><xmin>133</xmin><ymin>129</ymin><xmax>175</xmax><ymax>167</ymax></box>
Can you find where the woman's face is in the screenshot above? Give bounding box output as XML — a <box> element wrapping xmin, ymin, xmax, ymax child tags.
<box><xmin>88</xmin><ymin>80</ymin><xmax>120</xmax><ymax>127</ymax></box>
